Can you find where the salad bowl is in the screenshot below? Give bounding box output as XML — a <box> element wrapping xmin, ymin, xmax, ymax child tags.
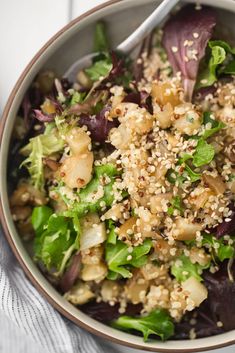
<box><xmin>1</xmin><ymin>0</ymin><xmax>235</xmax><ymax>351</ymax></box>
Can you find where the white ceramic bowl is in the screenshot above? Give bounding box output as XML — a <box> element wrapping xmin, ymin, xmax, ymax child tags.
<box><xmin>1</xmin><ymin>0</ymin><xmax>235</xmax><ymax>351</ymax></box>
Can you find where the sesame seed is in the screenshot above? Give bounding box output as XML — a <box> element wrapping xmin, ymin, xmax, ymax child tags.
<box><xmin>217</xmin><ymin>321</ymin><xmax>223</xmax><ymax>328</ymax></box>
<box><xmin>171</xmin><ymin>46</ymin><xmax>178</xmax><ymax>53</ymax></box>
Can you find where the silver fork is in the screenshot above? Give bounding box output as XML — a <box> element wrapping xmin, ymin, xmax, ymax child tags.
<box><xmin>65</xmin><ymin>0</ymin><xmax>180</xmax><ymax>82</ymax></box>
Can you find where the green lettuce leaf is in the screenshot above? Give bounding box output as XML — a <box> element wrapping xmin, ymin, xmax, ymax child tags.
<box><xmin>31</xmin><ymin>205</ymin><xmax>53</xmax><ymax>234</ymax></box>
<box><xmin>33</xmin><ymin>206</ymin><xmax>80</xmax><ymax>275</ymax></box>
<box><xmin>202</xmin><ymin>233</ymin><xmax>235</xmax><ymax>262</ymax></box>
<box><xmin>166</xmin><ymin>166</ymin><xmax>201</xmax><ymax>185</ymax></box>
<box><xmin>86</xmin><ymin>19</ymin><xmax>111</xmax><ymax>81</ymax></box>
<box><xmin>85</xmin><ymin>56</ymin><xmax>112</xmax><ymax>81</ymax></box>
<box><xmin>223</xmin><ymin>60</ymin><xmax>235</xmax><ymax>74</ymax></box>
<box><xmin>70</xmin><ymin>91</ymin><xmax>86</xmax><ymax>106</ymax></box>
<box><xmin>167</xmin><ymin>150</ymin><xmax>202</xmax><ymax>185</ymax></box>
<box><xmin>20</xmin><ymin>132</ymin><xmax>64</xmax><ymax>190</ymax></box>
<box><xmin>63</xmin><ymin>164</ymin><xmax>124</xmax><ymax>218</ymax></box>
<box><xmin>94</xmin><ymin>21</ymin><xmax>109</xmax><ymax>53</ymax></box>
<box><xmin>166</xmin><ymin>169</ymin><xmax>185</xmax><ymax>185</ymax></box>
<box><xmin>209</xmin><ymin>40</ymin><xmax>235</xmax><ymax>54</ymax></box>
<box><xmin>202</xmin><ymin>111</ymin><xmax>226</xmax><ymax>139</ymax></box>
<box><xmin>167</xmin><ymin>196</ymin><xmax>184</xmax><ymax>216</ymax></box>
<box><xmin>171</xmin><ymin>254</ymin><xmax>210</xmax><ymax>282</ymax></box>
<box><xmin>198</xmin><ymin>44</ymin><xmax>226</xmax><ymax>88</ymax></box>
<box><xmin>210</xmin><ymin>40</ymin><xmax>235</xmax><ymax>75</ymax></box>
<box><xmin>112</xmin><ymin>309</ymin><xmax>174</xmax><ymax>341</ymax></box>
<box><xmin>105</xmin><ymin>239</ymin><xmax>152</xmax><ymax>279</ymax></box>
<box><xmin>168</xmin><ymin>139</ymin><xmax>214</xmax><ymax>185</ymax></box>
<box><xmin>174</xmin><ymin>135</ymin><xmax>215</xmax><ymax>183</ymax></box>
<box><xmin>197</xmin><ymin>40</ymin><xmax>235</xmax><ymax>88</ymax></box>
<box><xmin>106</xmin><ymin>220</ymin><xmax>117</xmax><ymax>245</ymax></box>
<box><xmin>184</xmin><ymin>164</ymin><xmax>201</xmax><ymax>182</ymax></box>
<box><xmin>91</xmin><ymin>101</ymin><xmax>104</xmax><ymax>114</ymax></box>
<box><xmin>192</xmin><ymin>138</ymin><xmax>215</xmax><ymax>167</ymax></box>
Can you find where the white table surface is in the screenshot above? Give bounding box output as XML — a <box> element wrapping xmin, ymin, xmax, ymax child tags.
<box><xmin>0</xmin><ymin>0</ymin><xmax>234</xmax><ymax>352</ymax></box>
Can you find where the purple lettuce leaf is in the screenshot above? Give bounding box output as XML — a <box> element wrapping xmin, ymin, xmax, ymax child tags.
<box><xmin>60</xmin><ymin>252</ymin><xmax>81</xmax><ymax>293</ymax></box>
<box><xmin>22</xmin><ymin>86</ymin><xmax>43</xmax><ymax>129</ymax></box>
<box><xmin>203</xmin><ymin>261</ymin><xmax>235</xmax><ymax>331</ymax></box>
<box><xmin>108</xmin><ymin>51</ymin><xmax>125</xmax><ymax>80</ymax></box>
<box><xmin>123</xmin><ymin>92</ymin><xmax>141</xmax><ymax>105</ymax></box>
<box><xmin>173</xmin><ymin>303</ymin><xmax>224</xmax><ymax>340</ymax></box>
<box><xmin>33</xmin><ymin>97</ymin><xmax>63</xmax><ymax>123</ymax></box>
<box><xmin>193</xmin><ymin>85</ymin><xmax>217</xmax><ymax>102</ymax></box>
<box><xmin>78</xmin><ymin>107</ymin><xmax>118</xmax><ymax>143</ymax></box>
<box><xmin>215</xmin><ymin>203</ymin><xmax>235</xmax><ymax>238</ymax></box>
<box><xmin>33</xmin><ymin>109</ymin><xmax>55</xmax><ymax>122</ymax></box>
<box><xmin>67</xmin><ymin>102</ymin><xmax>92</xmax><ymax>115</ymax></box>
<box><xmin>140</xmin><ymin>90</ymin><xmax>153</xmax><ymax>114</ymax></box>
<box><xmin>123</xmin><ymin>90</ymin><xmax>153</xmax><ymax>114</ymax></box>
<box><xmin>94</xmin><ymin>51</ymin><xmax>129</xmax><ymax>91</ymax></box>
<box><xmin>174</xmin><ymin>302</ymin><xmax>223</xmax><ymax>339</ymax></box>
<box><xmin>68</xmin><ymin>91</ymin><xmax>106</xmax><ymax>116</ymax></box>
<box><xmin>81</xmin><ymin>301</ymin><xmax>142</xmax><ymax>322</ymax></box>
<box><xmin>162</xmin><ymin>5</ymin><xmax>216</xmax><ymax>101</ymax></box>
<box><xmin>174</xmin><ymin>260</ymin><xmax>235</xmax><ymax>339</ymax></box>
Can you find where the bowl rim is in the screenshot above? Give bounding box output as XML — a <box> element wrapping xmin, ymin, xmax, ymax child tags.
<box><xmin>1</xmin><ymin>0</ymin><xmax>235</xmax><ymax>352</ymax></box>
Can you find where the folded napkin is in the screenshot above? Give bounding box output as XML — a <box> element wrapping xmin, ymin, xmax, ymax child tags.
<box><xmin>0</xmin><ymin>230</ymin><xmax>115</xmax><ymax>353</ymax></box>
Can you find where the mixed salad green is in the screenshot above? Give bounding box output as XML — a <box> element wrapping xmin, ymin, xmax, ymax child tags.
<box><xmin>9</xmin><ymin>4</ymin><xmax>235</xmax><ymax>342</ymax></box>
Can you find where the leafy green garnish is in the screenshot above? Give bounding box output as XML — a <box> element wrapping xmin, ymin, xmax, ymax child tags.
<box><xmin>167</xmin><ymin>196</ymin><xmax>184</xmax><ymax>216</ymax></box>
<box><xmin>192</xmin><ymin>138</ymin><xmax>215</xmax><ymax>167</ymax></box>
<box><xmin>166</xmin><ymin>166</ymin><xmax>201</xmax><ymax>185</ymax></box>
<box><xmin>168</xmin><ymin>137</ymin><xmax>215</xmax><ymax>186</ymax></box>
<box><xmin>180</xmin><ymin>138</ymin><xmax>215</xmax><ymax>168</ymax></box>
<box><xmin>91</xmin><ymin>101</ymin><xmax>104</xmax><ymax>114</ymax></box>
<box><xmin>174</xmin><ymin>135</ymin><xmax>215</xmax><ymax>184</ymax></box>
<box><xmin>106</xmin><ymin>220</ymin><xmax>117</xmax><ymax>245</ymax></box>
<box><xmin>197</xmin><ymin>40</ymin><xmax>235</xmax><ymax>88</ymax></box>
<box><xmin>202</xmin><ymin>112</ymin><xmax>225</xmax><ymax>139</ymax></box>
<box><xmin>94</xmin><ymin>21</ymin><xmax>109</xmax><ymax>53</ymax></box>
<box><xmin>32</xmin><ymin>206</ymin><xmax>80</xmax><ymax>275</ymax></box>
<box><xmin>105</xmin><ymin>239</ymin><xmax>152</xmax><ymax>279</ymax></box>
<box><xmin>223</xmin><ymin>60</ymin><xmax>235</xmax><ymax>74</ymax></box>
<box><xmin>31</xmin><ymin>206</ymin><xmax>53</xmax><ymax>234</ymax></box>
<box><xmin>218</xmin><ymin>244</ymin><xmax>234</xmax><ymax>262</ymax></box>
<box><xmin>166</xmin><ymin>169</ymin><xmax>187</xmax><ymax>185</ymax></box>
<box><xmin>202</xmin><ymin>233</ymin><xmax>235</xmax><ymax>262</ymax></box>
<box><xmin>116</xmin><ymin>70</ymin><xmax>133</xmax><ymax>89</ymax></box>
<box><xmin>64</xmin><ymin>164</ymin><xmax>122</xmax><ymax>218</ymax></box>
<box><xmin>171</xmin><ymin>255</ymin><xmax>209</xmax><ymax>282</ymax></box>
<box><xmin>184</xmin><ymin>164</ymin><xmax>201</xmax><ymax>182</ymax></box>
<box><xmin>20</xmin><ymin>133</ymin><xmax>64</xmax><ymax>190</ymax></box>
<box><xmin>112</xmin><ymin>309</ymin><xmax>174</xmax><ymax>342</ymax></box>
<box><xmin>85</xmin><ymin>59</ymin><xmax>112</xmax><ymax>82</ymax></box>
<box><xmin>70</xmin><ymin>91</ymin><xmax>86</xmax><ymax>106</ymax></box>
<box><xmin>178</xmin><ymin>153</ymin><xmax>193</xmax><ymax>164</ymax></box>
<box><xmin>167</xmin><ymin>149</ymin><xmax>202</xmax><ymax>185</ymax></box>
<box><xmin>198</xmin><ymin>44</ymin><xmax>226</xmax><ymax>88</ymax></box>
<box><xmin>84</xmin><ymin>21</ymin><xmax>112</xmax><ymax>81</ymax></box>
<box><xmin>166</xmin><ymin>138</ymin><xmax>215</xmax><ymax>186</ymax></box>
<box><xmin>209</xmin><ymin>40</ymin><xmax>235</xmax><ymax>55</ymax></box>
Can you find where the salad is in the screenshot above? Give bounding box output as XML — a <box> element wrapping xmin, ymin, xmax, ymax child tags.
<box><xmin>9</xmin><ymin>5</ymin><xmax>235</xmax><ymax>342</ymax></box>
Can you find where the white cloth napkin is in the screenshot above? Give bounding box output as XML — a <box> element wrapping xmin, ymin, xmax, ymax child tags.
<box><xmin>0</xmin><ymin>230</ymin><xmax>115</xmax><ymax>353</ymax></box>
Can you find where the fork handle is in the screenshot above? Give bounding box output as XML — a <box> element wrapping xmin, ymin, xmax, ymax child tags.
<box><xmin>116</xmin><ymin>0</ymin><xmax>180</xmax><ymax>53</ymax></box>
